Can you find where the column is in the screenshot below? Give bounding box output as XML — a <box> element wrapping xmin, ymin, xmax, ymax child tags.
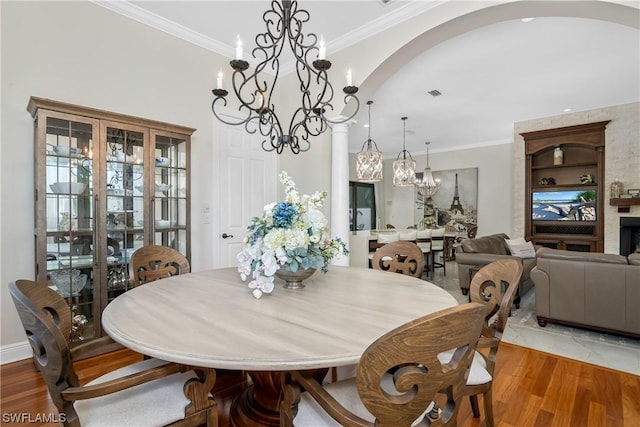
<box><xmin>329</xmin><ymin>119</ymin><xmax>354</xmax><ymax>266</ymax></box>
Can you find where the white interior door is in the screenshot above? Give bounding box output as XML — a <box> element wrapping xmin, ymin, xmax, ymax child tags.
<box><xmin>214</xmin><ymin>112</ymin><xmax>277</xmax><ymax>268</ymax></box>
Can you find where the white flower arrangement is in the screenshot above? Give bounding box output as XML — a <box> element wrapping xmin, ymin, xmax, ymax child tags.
<box><xmin>237</xmin><ymin>171</ymin><xmax>348</xmax><ymax>298</ymax></box>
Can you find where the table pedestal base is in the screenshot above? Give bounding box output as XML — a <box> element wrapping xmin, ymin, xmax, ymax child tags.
<box><xmin>230</xmin><ymin>369</ymin><xmax>328</xmax><ymax>427</ymax></box>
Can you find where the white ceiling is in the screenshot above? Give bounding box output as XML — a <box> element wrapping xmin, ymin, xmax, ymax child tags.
<box><xmin>94</xmin><ymin>1</ymin><xmax>640</xmax><ymax>157</ymax></box>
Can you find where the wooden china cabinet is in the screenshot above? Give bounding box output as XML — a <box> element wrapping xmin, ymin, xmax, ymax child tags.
<box><xmin>522</xmin><ymin>121</ymin><xmax>608</xmax><ymax>252</ymax></box>
<box><xmin>29</xmin><ymin>97</ymin><xmax>193</xmax><ymax>346</ymax></box>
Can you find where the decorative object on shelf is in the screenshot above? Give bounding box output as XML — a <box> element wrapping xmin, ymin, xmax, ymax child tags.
<box><xmin>393</xmin><ymin>117</ymin><xmax>416</xmax><ymax>187</ymax></box>
<box><xmin>553</xmin><ymin>145</ymin><xmax>564</xmax><ymax>165</ymax></box>
<box><xmin>155</xmin><ymin>156</ymin><xmax>170</xmax><ymax>167</ymax></box>
<box><xmin>579</xmin><ymin>173</ymin><xmax>595</xmax><ymax>184</ymax></box>
<box><xmin>610</xmin><ymin>178</ymin><xmax>624</xmax><ymax>198</ymax></box>
<box><xmin>50</xmin><ymin>269</ymin><xmax>88</xmax><ymax>297</ymax></box>
<box><xmin>628</xmin><ymin>188</ymin><xmax>640</xmax><ymax>198</ymax></box>
<box><xmin>237</xmin><ymin>171</ymin><xmax>348</xmax><ymax>298</ymax></box>
<box><xmin>538</xmin><ymin>177</ymin><xmax>556</xmax><ymax>185</ymax></box>
<box><xmin>49</xmin><ymin>181</ymin><xmax>87</xmax><ymax>195</ymax></box>
<box><xmin>70</xmin><ymin>305</ymin><xmax>88</xmax><ymax>342</ymax></box>
<box><xmin>274</xmin><ymin>267</ymin><xmax>316</xmax><ymax>290</ymax></box>
<box><xmin>211</xmin><ymin>0</ymin><xmax>359</xmax><ymax>155</ymax></box>
<box><xmin>58</xmin><ymin>212</ymin><xmax>71</xmax><ymax>231</ymax></box>
<box><xmin>355</xmin><ymin>101</ymin><xmax>383</xmax><ymax>182</ymax></box>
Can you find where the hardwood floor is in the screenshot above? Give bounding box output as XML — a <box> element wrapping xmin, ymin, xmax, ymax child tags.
<box><xmin>1</xmin><ymin>342</ymin><xmax>639</xmax><ymax>426</ymax></box>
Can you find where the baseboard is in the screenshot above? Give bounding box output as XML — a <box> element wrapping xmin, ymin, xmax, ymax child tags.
<box><xmin>0</xmin><ymin>340</ymin><xmax>32</xmax><ymax>365</ymax></box>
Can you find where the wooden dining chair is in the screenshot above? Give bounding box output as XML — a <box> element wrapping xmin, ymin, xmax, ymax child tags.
<box><xmin>371</xmin><ymin>241</ymin><xmax>424</xmax><ymax>278</ymax></box>
<box><xmin>281</xmin><ymin>303</ymin><xmax>486</xmax><ymax>427</ymax></box>
<box><xmin>8</xmin><ymin>279</ymin><xmax>217</xmax><ymax>427</ymax></box>
<box><xmin>129</xmin><ymin>245</ymin><xmax>190</xmax><ymax>287</ymax></box>
<box><xmin>463</xmin><ymin>258</ymin><xmax>523</xmax><ymax>427</ymax></box>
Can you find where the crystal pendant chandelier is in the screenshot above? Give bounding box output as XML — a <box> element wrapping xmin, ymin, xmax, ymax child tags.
<box><xmin>415</xmin><ymin>141</ymin><xmax>440</xmax><ymax>196</ymax></box>
<box><xmin>355</xmin><ymin>101</ymin><xmax>383</xmax><ymax>182</ymax></box>
<box><xmin>210</xmin><ymin>0</ymin><xmax>360</xmax><ymax>154</ymax></box>
<box><xmin>393</xmin><ymin>117</ymin><xmax>416</xmax><ymax>186</ymax></box>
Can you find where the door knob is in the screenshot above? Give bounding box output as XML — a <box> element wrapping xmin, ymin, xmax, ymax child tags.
<box><xmin>222</xmin><ymin>233</ymin><xmax>234</xmax><ymax>239</ymax></box>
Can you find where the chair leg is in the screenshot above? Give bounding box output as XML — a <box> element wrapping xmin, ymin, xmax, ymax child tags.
<box><xmin>469</xmin><ymin>395</ymin><xmax>480</xmax><ymax>418</ymax></box>
<box><xmin>483</xmin><ymin>389</ymin><xmax>495</xmax><ymax>427</ymax></box>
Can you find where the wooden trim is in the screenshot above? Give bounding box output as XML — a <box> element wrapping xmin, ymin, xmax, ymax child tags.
<box><xmin>27</xmin><ymin>97</ymin><xmax>196</xmax><ymax>135</ymax></box>
<box><xmin>610</xmin><ymin>197</ymin><xmax>640</xmax><ymax>213</ymax></box>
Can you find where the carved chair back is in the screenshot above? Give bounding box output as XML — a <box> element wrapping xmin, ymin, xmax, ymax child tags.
<box><xmin>465</xmin><ymin>258</ymin><xmax>523</xmax><ymax>426</ymax></box>
<box><xmin>9</xmin><ymin>280</ymin><xmax>82</xmax><ymax>417</ymax></box>
<box><xmin>129</xmin><ymin>245</ymin><xmax>190</xmax><ymax>287</ymax></box>
<box><xmin>371</xmin><ymin>241</ymin><xmax>424</xmax><ymax>278</ymax></box>
<box><xmin>469</xmin><ymin>258</ymin><xmax>523</xmax><ymax>343</ymax></box>
<box><xmin>282</xmin><ymin>303</ymin><xmax>486</xmax><ymax>427</ymax></box>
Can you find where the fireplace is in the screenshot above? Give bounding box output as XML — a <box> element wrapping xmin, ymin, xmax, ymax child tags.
<box><xmin>619</xmin><ymin>217</ymin><xmax>640</xmax><ymax>256</ymax></box>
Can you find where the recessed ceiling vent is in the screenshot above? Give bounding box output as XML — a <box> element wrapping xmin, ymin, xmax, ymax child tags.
<box><xmin>428</xmin><ymin>89</ymin><xmax>442</xmax><ymax>97</ymax></box>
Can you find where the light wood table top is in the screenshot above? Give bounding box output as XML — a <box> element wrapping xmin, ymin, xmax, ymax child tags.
<box><xmin>102</xmin><ymin>266</ymin><xmax>457</xmax><ymax>371</ymax></box>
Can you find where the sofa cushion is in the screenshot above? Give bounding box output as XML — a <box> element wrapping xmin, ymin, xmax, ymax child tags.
<box><xmin>460</xmin><ymin>233</ymin><xmax>510</xmax><ymax>255</ymax></box>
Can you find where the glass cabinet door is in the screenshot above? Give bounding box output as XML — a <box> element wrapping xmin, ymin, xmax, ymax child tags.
<box><xmin>39</xmin><ymin>114</ymin><xmax>98</xmax><ymax>342</ymax></box>
<box><xmin>152</xmin><ymin>130</ymin><xmax>190</xmax><ymax>259</ymax></box>
<box><xmin>102</xmin><ymin>122</ymin><xmax>149</xmax><ymax>303</ymax></box>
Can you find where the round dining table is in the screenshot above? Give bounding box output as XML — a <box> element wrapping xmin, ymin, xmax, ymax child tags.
<box><xmin>102</xmin><ymin>265</ymin><xmax>457</xmax><ymax>426</ymax></box>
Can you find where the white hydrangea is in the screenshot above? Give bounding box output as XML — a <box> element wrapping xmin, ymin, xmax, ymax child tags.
<box><xmin>284</xmin><ymin>228</ymin><xmax>310</xmax><ymax>250</ymax></box>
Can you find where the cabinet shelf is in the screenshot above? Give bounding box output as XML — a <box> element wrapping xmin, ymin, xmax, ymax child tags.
<box><xmin>531</xmin><ymin>162</ymin><xmax>597</xmax><ymax>170</ymax></box>
<box><xmin>532</xmin><ymin>184</ymin><xmax>597</xmax><ymax>190</ymax></box>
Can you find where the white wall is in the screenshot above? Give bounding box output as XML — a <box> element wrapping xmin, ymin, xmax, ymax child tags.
<box><xmin>382</xmin><ymin>143</ymin><xmax>513</xmax><ymax>236</ymax></box>
<box><xmin>1</xmin><ymin>1</ymin><xmax>230</xmax><ymax>358</ymax></box>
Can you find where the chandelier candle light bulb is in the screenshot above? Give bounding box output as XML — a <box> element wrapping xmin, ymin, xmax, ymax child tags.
<box><xmin>346</xmin><ymin>68</ymin><xmax>353</xmax><ymax>86</ymax></box>
<box><xmin>216</xmin><ymin>71</ymin><xmax>223</xmax><ymax>90</ymax></box>
<box><xmin>318</xmin><ymin>36</ymin><xmax>326</xmax><ymax>59</ymax></box>
<box><xmin>235</xmin><ymin>35</ymin><xmax>243</xmax><ymax>60</ymax></box>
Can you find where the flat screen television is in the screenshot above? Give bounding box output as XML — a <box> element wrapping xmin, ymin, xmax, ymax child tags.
<box><xmin>532</xmin><ymin>189</ymin><xmax>596</xmax><ymax>221</ymax></box>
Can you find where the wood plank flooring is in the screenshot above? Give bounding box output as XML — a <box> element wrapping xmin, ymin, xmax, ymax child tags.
<box><xmin>1</xmin><ymin>342</ymin><xmax>639</xmax><ymax>426</ymax></box>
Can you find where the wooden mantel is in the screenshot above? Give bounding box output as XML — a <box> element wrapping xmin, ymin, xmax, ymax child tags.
<box><xmin>610</xmin><ymin>198</ymin><xmax>640</xmax><ymax>213</ymax></box>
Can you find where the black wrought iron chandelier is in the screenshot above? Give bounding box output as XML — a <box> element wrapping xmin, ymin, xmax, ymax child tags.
<box><xmin>211</xmin><ymin>0</ymin><xmax>360</xmax><ymax>154</ymax></box>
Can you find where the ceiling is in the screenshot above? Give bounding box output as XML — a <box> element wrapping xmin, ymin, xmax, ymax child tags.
<box><xmin>94</xmin><ymin>1</ymin><xmax>639</xmax><ymax>158</ymax></box>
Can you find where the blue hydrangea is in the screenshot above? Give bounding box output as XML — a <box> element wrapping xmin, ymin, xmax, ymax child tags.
<box><xmin>272</xmin><ymin>202</ymin><xmax>298</xmax><ymax>228</ymax></box>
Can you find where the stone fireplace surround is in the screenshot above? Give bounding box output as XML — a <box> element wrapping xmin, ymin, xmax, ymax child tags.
<box><xmin>620</xmin><ymin>216</ymin><xmax>640</xmax><ymax>256</ymax></box>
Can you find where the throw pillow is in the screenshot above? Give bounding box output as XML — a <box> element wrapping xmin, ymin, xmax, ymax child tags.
<box><xmin>506</xmin><ymin>239</ymin><xmax>536</xmax><ymax>258</ymax></box>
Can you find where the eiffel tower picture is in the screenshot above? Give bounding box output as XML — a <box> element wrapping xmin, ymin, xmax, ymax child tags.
<box><xmin>450</xmin><ymin>173</ymin><xmax>464</xmax><ymax>214</ymax></box>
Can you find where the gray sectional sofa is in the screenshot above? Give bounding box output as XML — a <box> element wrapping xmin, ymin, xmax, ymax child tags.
<box><xmin>531</xmin><ymin>247</ymin><xmax>640</xmax><ymax>337</ymax></box>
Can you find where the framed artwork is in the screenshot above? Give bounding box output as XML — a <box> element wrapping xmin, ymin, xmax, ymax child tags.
<box><xmin>415</xmin><ymin>167</ymin><xmax>478</xmax><ymax>232</ymax></box>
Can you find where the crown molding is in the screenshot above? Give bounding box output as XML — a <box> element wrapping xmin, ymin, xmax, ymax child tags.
<box><xmin>91</xmin><ymin>0</ymin><xmax>445</xmax><ymax>76</ymax></box>
<box><xmin>89</xmin><ymin>0</ymin><xmax>235</xmax><ymax>57</ymax></box>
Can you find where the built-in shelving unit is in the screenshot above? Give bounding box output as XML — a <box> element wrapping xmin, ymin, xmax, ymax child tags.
<box><xmin>522</xmin><ymin>121</ymin><xmax>609</xmax><ymax>252</ymax></box>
